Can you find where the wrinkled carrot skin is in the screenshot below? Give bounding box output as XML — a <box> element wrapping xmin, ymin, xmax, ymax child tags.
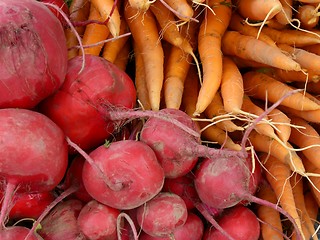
<box><xmin>124</xmin><ymin>2</ymin><xmax>164</xmax><ymax>111</ymax></box>
<box><xmin>228</xmin><ymin>13</ymin><xmax>277</xmax><ymax>47</ymax></box>
<box><xmin>256</xmin><ymin>181</ymin><xmax>284</xmax><ymax>240</ymax></box>
<box><xmin>65</xmin><ymin>0</ymin><xmax>91</xmax><ymax>59</ymax></box>
<box><xmin>222</xmin><ymin>31</ymin><xmax>301</xmax><ymax>71</ymax></box>
<box><xmin>80</xmin><ymin>4</ymin><xmax>110</xmax><ymax>56</ymax></box>
<box><xmin>261</xmin><ymin>27</ymin><xmax>320</xmax><ymax>47</ymax></box>
<box><xmin>195</xmin><ymin>0</ymin><xmax>232</xmax><ymax>116</ymax></box>
<box><xmin>243</xmin><ymin>71</ymin><xmax>320</xmax><ymax>111</ymax></box>
<box><xmin>220</xmin><ymin>56</ymin><xmax>244</xmax><ymax>113</ymax></box>
<box><xmin>268</xmin><ymin>108</ymin><xmax>291</xmax><ymax>143</ymax></box>
<box><xmin>262</xmin><ymin>154</ymin><xmax>304</xmax><ymax>237</ymax></box>
<box><xmin>236</xmin><ymin>0</ymin><xmax>282</xmax><ymax>21</ymax></box>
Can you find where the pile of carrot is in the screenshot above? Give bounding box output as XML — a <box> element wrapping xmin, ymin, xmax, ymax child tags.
<box><xmin>65</xmin><ymin>0</ymin><xmax>320</xmax><ymax>239</ymax></box>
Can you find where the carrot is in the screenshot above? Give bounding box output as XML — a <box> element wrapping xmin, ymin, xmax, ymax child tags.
<box><xmin>279</xmin><ymin>106</ymin><xmax>320</xmax><ymax>123</ymax></box>
<box><xmin>290</xmin><ymin>173</ymin><xmax>317</xmax><ymax>240</ymax></box>
<box><xmin>65</xmin><ymin>0</ymin><xmax>91</xmax><ymax>59</ymax></box>
<box><xmin>228</xmin><ymin>13</ymin><xmax>277</xmax><ymax>47</ymax></box>
<box><xmin>204</xmin><ymin>92</ymin><xmax>243</xmax><ymax>132</ymax></box>
<box><xmin>113</xmin><ymin>40</ymin><xmax>131</xmax><ymax>71</ymax></box>
<box><xmin>149</xmin><ymin>0</ymin><xmax>183</xmax><ymax>48</ymax></box>
<box><xmin>220</xmin><ymin>56</ymin><xmax>244</xmax><ymax>114</ymax></box>
<box><xmin>304</xmin><ymin>191</ymin><xmax>320</xmax><ymax>221</ymax></box>
<box><xmin>194</xmin><ymin>0</ymin><xmax>232</xmax><ymax>116</ymax></box>
<box><xmin>160</xmin><ymin>0</ymin><xmax>194</xmax><ymax>22</ymax></box>
<box><xmin>236</xmin><ymin>0</ymin><xmax>283</xmax><ymax>21</ymax></box>
<box><xmin>124</xmin><ymin>2</ymin><xmax>164</xmax><ymax>111</ymax></box>
<box><xmin>199</xmin><ymin>122</ymin><xmax>242</xmax><ymax>151</ymax></box>
<box><xmin>249</xmin><ymin>130</ymin><xmax>306</xmax><ymax>174</ymax></box>
<box><xmin>268</xmin><ymin>108</ymin><xmax>291</xmax><ymax>143</ymax></box>
<box><xmin>275</xmin><ymin>0</ymin><xmax>293</xmax><ymax>25</ymax></box>
<box><xmin>261</xmin><ymin>153</ymin><xmax>304</xmax><ymax>237</ymax></box>
<box><xmin>240</xmin><ymin>95</ymin><xmax>286</xmax><ymax>145</ymax></box>
<box><xmin>289</xmin><ymin>116</ymin><xmax>320</xmax><ymax>170</ymax></box>
<box><xmin>243</xmin><ymin>71</ymin><xmax>320</xmax><ymax>111</ymax></box>
<box><xmin>229</xmin><ymin>56</ymin><xmax>270</xmax><ymax>69</ymax></box>
<box><xmin>278</xmin><ymin>43</ymin><xmax>320</xmax><ymax>74</ymax></box>
<box><xmin>128</xmin><ymin>0</ymin><xmax>152</xmax><ymax>12</ymax></box>
<box><xmin>302</xmin><ymin>43</ymin><xmax>320</xmax><ymax>55</ymax></box>
<box><xmin>133</xmin><ymin>42</ymin><xmax>151</xmax><ymax>110</ymax></box>
<box><xmin>296</xmin><ymin>4</ymin><xmax>320</xmax><ymax>30</ymax></box>
<box><xmin>80</xmin><ymin>4</ymin><xmax>110</xmax><ymax>56</ymax></box>
<box><xmin>263</xmin><ymin>67</ymin><xmax>319</xmax><ymax>83</ymax></box>
<box><xmin>256</xmin><ymin>181</ymin><xmax>284</xmax><ymax>240</ymax></box>
<box><xmin>90</xmin><ymin>0</ymin><xmax>121</xmax><ymax>37</ymax></box>
<box><xmin>261</xmin><ymin>26</ymin><xmax>320</xmax><ymax>47</ymax></box>
<box><xmin>221</xmin><ymin>31</ymin><xmax>301</xmax><ymax>71</ymax></box>
<box><xmin>293</xmin><ymin>81</ymin><xmax>320</xmax><ymax>95</ymax></box>
<box><xmin>102</xmin><ymin>18</ymin><xmax>130</xmax><ymax>63</ymax></box>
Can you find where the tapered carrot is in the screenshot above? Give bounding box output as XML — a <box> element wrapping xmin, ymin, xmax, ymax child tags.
<box><xmin>228</xmin><ymin>13</ymin><xmax>277</xmax><ymax>47</ymax></box>
<box><xmin>199</xmin><ymin>122</ymin><xmax>242</xmax><ymax>151</ymax></box>
<box><xmin>261</xmin><ymin>153</ymin><xmax>304</xmax><ymax>237</ymax></box>
<box><xmin>290</xmin><ymin>173</ymin><xmax>317</xmax><ymax>240</ymax></box>
<box><xmin>102</xmin><ymin>18</ymin><xmax>130</xmax><ymax>63</ymax></box>
<box><xmin>304</xmin><ymin>191</ymin><xmax>320</xmax><ymax>221</ymax></box>
<box><xmin>194</xmin><ymin>0</ymin><xmax>232</xmax><ymax>116</ymax></box>
<box><xmin>289</xmin><ymin>116</ymin><xmax>320</xmax><ymax>170</ymax></box>
<box><xmin>90</xmin><ymin>0</ymin><xmax>121</xmax><ymax>37</ymax></box>
<box><xmin>261</xmin><ymin>26</ymin><xmax>320</xmax><ymax>47</ymax></box>
<box><xmin>302</xmin><ymin>43</ymin><xmax>320</xmax><ymax>55</ymax></box>
<box><xmin>80</xmin><ymin>4</ymin><xmax>110</xmax><ymax>56</ymax></box>
<box><xmin>113</xmin><ymin>40</ymin><xmax>131</xmax><ymax>71</ymax></box>
<box><xmin>256</xmin><ymin>181</ymin><xmax>284</xmax><ymax>240</ymax></box>
<box><xmin>124</xmin><ymin>2</ymin><xmax>164</xmax><ymax>111</ymax></box>
<box><xmin>275</xmin><ymin>0</ymin><xmax>293</xmax><ymax>25</ymax></box>
<box><xmin>293</xmin><ymin>81</ymin><xmax>320</xmax><ymax>95</ymax></box>
<box><xmin>268</xmin><ymin>108</ymin><xmax>291</xmax><ymax>143</ymax></box>
<box><xmin>236</xmin><ymin>0</ymin><xmax>283</xmax><ymax>21</ymax></box>
<box><xmin>296</xmin><ymin>4</ymin><xmax>320</xmax><ymax>30</ymax></box>
<box><xmin>263</xmin><ymin>67</ymin><xmax>319</xmax><ymax>83</ymax></box>
<box><xmin>279</xmin><ymin>106</ymin><xmax>320</xmax><ymax>123</ymax></box>
<box><xmin>203</xmin><ymin>92</ymin><xmax>243</xmax><ymax>132</ymax></box>
<box><xmin>65</xmin><ymin>0</ymin><xmax>91</xmax><ymax>59</ymax></box>
<box><xmin>160</xmin><ymin>0</ymin><xmax>194</xmax><ymax>22</ymax></box>
<box><xmin>221</xmin><ymin>31</ymin><xmax>301</xmax><ymax>71</ymax></box>
<box><xmin>278</xmin><ymin>43</ymin><xmax>320</xmax><ymax>74</ymax></box>
<box><xmin>249</xmin><ymin>130</ymin><xmax>306</xmax><ymax>174</ymax></box>
<box><xmin>243</xmin><ymin>71</ymin><xmax>320</xmax><ymax>111</ymax></box>
<box><xmin>220</xmin><ymin>56</ymin><xmax>244</xmax><ymax>114</ymax></box>
<box><xmin>133</xmin><ymin>42</ymin><xmax>151</xmax><ymax>110</ymax></box>
<box><xmin>229</xmin><ymin>56</ymin><xmax>270</xmax><ymax>69</ymax></box>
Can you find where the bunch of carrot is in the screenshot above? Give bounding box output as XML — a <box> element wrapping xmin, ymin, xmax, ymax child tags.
<box><xmin>65</xmin><ymin>0</ymin><xmax>320</xmax><ymax>239</ymax></box>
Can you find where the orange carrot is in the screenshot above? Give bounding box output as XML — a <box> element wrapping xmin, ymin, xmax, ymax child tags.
<box><xmin>80</xmin><ymin>4</ymin><xmax>110</xmax><ymax>56</ymax></box>
<box><xmin>289</xmin><ymin>116</ymin><xmax>320</xmax><ymax>170</ymax></box>
<box><xmin>194</xmin><ymin>0</ymin><xmax>232</xmax><ymax>116</ymax></box>
<box><xmin>133</xmin><ymin>42</ymin><xmax>151</xmax><ymax>110</ymax></box>
<box><xmin>261</xmin><ymin>26</ymin><xmax>320</xmax><ymax>47</ymax></box>
<box><xmin>304</xmin><ymin>191</ymin><xmax>320</xmax><ymax>221</ymax></box>
<box><xmin>204</xmin><ymin>92</ymin><xmax>243</xmax><ymax>132</ymax></box>
<box><xmin>243</xmin><ymin>71</ymin><xmax>320</xmax><ymax>111</ymax></box>
<box><xmin>65</xmin><ymin>0</ymin><xmax>91</xmax><ymax>59</ymax></box>
<box><xmin>256</xmin><ymin>181</ymin><xmax>284</xmax><ymax>240</ymax></box>
<box><xmin>296</xmin><ymin>4</ymin><xmax>320</xmax><ymax>30</ymax></box>
<box><xmin>249</xmin><ymin>130</ymin><xmax>306</xmax><ymax>174</ymax></box>
<box><xmin>199</xmin><ymin>122</ymin><xmax>242</xmax><ymax>151</ymax></box>
<box><xmin>263</xmin><ymin>67</ymin><xmax>319</xmax><ymax>83</ymax></box>
<box><xmin>160</xmin><ymin>0</ymin><xmax>194</xmax><ymax>22</ymax></box>
<box><xmin>279</xmin><ymin>106</ymin><xmax>320</xmax><ymax>123</ymax></box>
<box><xmin>278</xmin><ymin>43</ymin><xmax>320</xmax><ymax>74</ymax></box>
<box><xmin>90</xmin><ymin>0</ymin><xmax>121</xmax><ymax>37</ymax></box>
<box><xmin>221</xmin><ymin>31</ymin><xmax>301</xmax><ymax>71</ymax></box>
<box><xmin>124</xmin><ymin>2</ymin><xmax>164</xmax><ymax>111</ymax></box>
<box><xmin>220</xmin><ymin>56</ymin><xmax>244</xmax><ymax>114</ymax></box>
<box><xmin>290</xmin><ymin>173</ymin><xmax>317</xmax><ymax>240</ymax></box>
<box><xmin>302</xmin><ymin>43</ymin><xmax>320</xmax><ymax>55</ymax></box>
<box><xmin>228</xmin><ymin>13</ymin><xmax>277</xmax><ymax>47</ymax></box>
<box><xmin>275</xmin><ymin>0</ymin><xmax>293</xmax><ymax>25</ymax></box>
<box><xmin>113</xmin><ymin>40</ymin><xmax>131</xmax><ymax>71</ymax></box>
<box><xmin>102</xmin><ymin>18</ymin><xmax>130</xmax><ymax>63</ymax></box>
<box><xmin>268</xmin><ymin>108</ymin><xmax>291</xmax><ymax>143</ymax></box>
<box><xmin>236</xmin><ymin>0</ymin><xmax>282</xmax><ymax>21</ymax></box>
<box><xmin>128</xmin><ymin>0</ymin><xmax>152</xmax><ymax>12</ymax></box>
<box><xmin>261</xmin><ymin>153</ymin><xmax>304</xmax><ymax>236</ymax></box>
